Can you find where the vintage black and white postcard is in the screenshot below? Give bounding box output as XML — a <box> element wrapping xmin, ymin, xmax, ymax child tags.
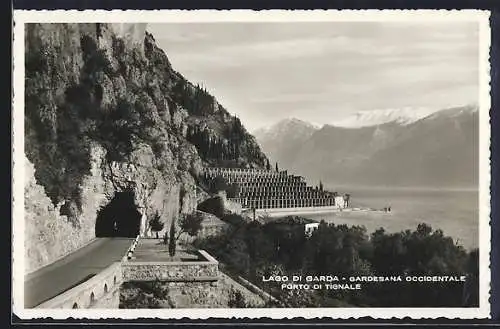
<box><xmin>12</xmin><ymin>9</ymin><xmax>492</xmax><ymax>319</ymax></box>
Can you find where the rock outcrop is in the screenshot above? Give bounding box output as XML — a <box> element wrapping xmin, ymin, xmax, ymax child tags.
<box><xmin>24</xmin><ymin>23</ymin><xmax>268</xmax><ymax>273</ymax></box>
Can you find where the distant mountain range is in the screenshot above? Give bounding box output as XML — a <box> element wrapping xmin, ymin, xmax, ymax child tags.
<box><xmin>253</xmin><ymin>118</ymin><xmax>319</xmax><ymax>168</ymax></box>
<box><xmin>329</xmin><ymin>107</ymin><xmax>440</xmax><ymax>128</ymax></box>
<box><xmin>253</xmin><ymin>105</ymin><xmax>479</xmax><ymax>189</ymax></box>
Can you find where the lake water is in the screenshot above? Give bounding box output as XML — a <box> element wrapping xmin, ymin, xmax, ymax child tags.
<box><xmin>306</xmin><ymin>187</ymin><xmax>479</xmax><ymax>250</ymax></box>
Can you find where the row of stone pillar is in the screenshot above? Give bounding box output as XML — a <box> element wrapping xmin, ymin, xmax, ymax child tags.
<box><xmin>239</xmin><ymin>192</ymin><xmax>332</xmax><ymax>199</ymax></box>
<box><xmin>227</xmin><ymin>179</ymin><xmax>301</xmax><ymax>184</ymax></box>
<box><xmin>234</xmin><ymin>181</ymin><xmax>307</xmax><ymax>188</ymax></box>
<box><xmin>205</xmin><ymin>169</ymin><xmax>286</xmax><ymax>178</ymax></box>
<box><xmin>205</xmin><ymin>171</ymin><xmax>296</xmax><ymax>179</ymax></box>
<box><xmin>239</xmin><ymin>186</ymin><xmax>322</xmax><ymax>194</ymax></box>
<box><xmin>242</xmin><ymin>198</ymin><xmax>336</xmax><ymax>209</ymax></box>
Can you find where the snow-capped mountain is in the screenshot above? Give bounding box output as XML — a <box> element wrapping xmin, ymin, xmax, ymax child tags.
<box><xmin>329</xmin><ymin>107</ymin><xmax>440</xmax><ymax>128</ymax></box>
<box><xmin>253</xmin><ymin>105</ymin><xmax>478</xmax><ymax>188</ymax></box>
<box><xmin>253</xmin><ymin>118</ymin><xmax>321</xmax><ymax>138</ymax></box>
<box><xmin>253</xmin><ymin>118</ymin><xmax>321</xmax><ymax>168</ymax></box>
<box><xmin>424</xmin><ymin>104</ymin><xmax>478</xmax><ymax>120</ymax></box>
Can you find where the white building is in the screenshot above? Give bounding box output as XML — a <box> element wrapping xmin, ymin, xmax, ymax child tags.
<box><xmin>305</xmin><ymin>222</ymin><xmax>320</xmax><ymax>237</ymax></box>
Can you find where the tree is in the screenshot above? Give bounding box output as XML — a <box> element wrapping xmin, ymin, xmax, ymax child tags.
<box><xmin>166</xmin><ymin>213</ymin><xmax>205</xmax><ymax>257</ymax></box>
<box><xmin>343</xmin><ymin>193</ymin><xmax>351</xmax><ymax>208</ymax></box>
<box><xmin>275</xmin><ymin>162</ymin><xmax>279</xmax><ymax>172</ymax></box>
<box><xmin>227</xmin><ymin>183</ymin><xmax>240</xmax><ymax>198</ymax></box>
<box><xmin>168</xmin><ymin>220</ymin><xmax>176</xmax><ymax>257</ymax></box>
<box><xmin>163</xmin><ymin>230</ymin><xmax>169</xmax><ymax>245</ymax></box>
<box><xmin>196</xmin><ymin>217</ymin><xmax>472</xmax><ymax>308</ymax></box>
<box><xmin>179</xmin><ymin>186</ymin><xmax>186</xmax><ymax>213</ymax></box>
<box><xmin>197</xmin><ymin>196</ymin><xmax>225</xmax><ymax>218</ymax></box>
<box><xmin>265</xmin><ymin>159</ymin><xmax>271</xmax><ymax>171</ymax></box>
<box><xmin>211</xmin><ymin>175</ymin><xmax>228</xmax><ymax>193</ymax></box>
<box><xmin>319</xmin><ymin>181</ymin><xmax>323</xmax><ymax>192</ymax></box>
<box><xmin>149</xmin><ymin>213</ymin><xmax>164</xmax><ymax>239</ymax></box>
<box><xmin>176</xmin><ymin>212</ymin><xmax>204</xmax><ymax>240</ymax></box>
<box><xmin>463</xmin><ymin>248</ymin><xmax>479</xmax><ymax>306</ymax></box>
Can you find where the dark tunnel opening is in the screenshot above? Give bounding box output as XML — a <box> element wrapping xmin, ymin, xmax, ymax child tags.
<box><xmin>95</xmin><ymin>191</ymin><xmax>141</xmax><ymax>238</ymax></box>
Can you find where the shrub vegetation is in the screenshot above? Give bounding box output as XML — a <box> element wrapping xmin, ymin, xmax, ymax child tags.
<box><xmin>195</xmin><ymin>220</ymin><xmax>478</xmax><ymax>307</ymax></box>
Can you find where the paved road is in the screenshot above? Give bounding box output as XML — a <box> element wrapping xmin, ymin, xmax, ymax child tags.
<box><xmin>24</xmin><ymin>238</ymin><xmax>133</xmax><ymax>308</ymax></box>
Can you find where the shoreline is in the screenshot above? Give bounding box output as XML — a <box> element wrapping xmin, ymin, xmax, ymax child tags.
<box><xmin>243</xmin><ymin>206</ymin><xmax>388</xmax><ymax>218</ymax></box>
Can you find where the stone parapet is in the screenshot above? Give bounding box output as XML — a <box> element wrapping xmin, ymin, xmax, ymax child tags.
<box><xmin>122</xmin><ymin>250</ymin><xmax>219</xmax><ymax>282</ymax></box>
<box><xmin>35</xmin><ymin>262</ymin><xmax>123</xmax><ymax>309</ymax></box>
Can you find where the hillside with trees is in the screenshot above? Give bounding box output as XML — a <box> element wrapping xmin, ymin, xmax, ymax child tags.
<box><xmin>25</xmin><ymin>23</ymin><xmax>269</xmax><ymax>214</ymax></box>
<box><xmin>195</xmin><ymin>217</ymin><xmax>478</xmax><ymax>307</ymax></box>
<box><xmin>23</xmin><ymin>23</ymin><xmax>269</xmax><ymax>272</ymax></box>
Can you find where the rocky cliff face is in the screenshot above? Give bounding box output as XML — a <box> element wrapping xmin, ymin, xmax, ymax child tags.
<box><xmin>24</xmin><ymin>23</ymin><xmax>268</xmax><ymax>273</ymax></box>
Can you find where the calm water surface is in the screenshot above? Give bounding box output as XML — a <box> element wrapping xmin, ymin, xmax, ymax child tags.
<box><xmin>306</xmin><ymin>187</ymin><xmax>479</xmax><ymax>250</ymax></box>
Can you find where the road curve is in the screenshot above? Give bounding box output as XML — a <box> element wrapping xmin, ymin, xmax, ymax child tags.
<box><xmin>24</xmin><ymin>237</ymin><xmax>133</xmax><ymax>308</ymax></box>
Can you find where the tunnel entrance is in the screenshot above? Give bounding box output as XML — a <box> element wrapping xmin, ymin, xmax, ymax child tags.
<box><xmin>95</xmin><ymin>191</ymin><xmax>141</xmax><ymax>237</ymax></box>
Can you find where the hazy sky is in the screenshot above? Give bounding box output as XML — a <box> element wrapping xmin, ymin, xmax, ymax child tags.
<box><xmin>147</xmin><ymin>22</ymin><xmax>479</xmax><ymax>131</ymax></box>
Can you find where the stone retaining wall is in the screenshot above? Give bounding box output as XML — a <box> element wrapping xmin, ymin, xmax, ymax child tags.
<box><xmin>119</xmin><ymin>270</ymin><xmax>267</xmax><ymax>308</ymax></box>
<box><xmin>234</xmin><ymin>274</ymin><xmax>279</xmax><ymax>304</ymax></box>
<box><xmin>35</xmin><ymin>262</ymin><xmax>123</xmax><ymax>309</ymax></box>
<box><xmin>165</xmin><ymin>271</ymin><xmax>267</xmax><ymax>308</ymax></box>
<box><xmin>122</xmin><ymin>250</ymin><xmax>219</xmax><ymax>282</ymax></box>
<box><xmin>33</xmin><ymin>246</ymin><xmax>241</xmax><ymax>309</ymax></box>
<box><xmin>119</xmin><ymin>249</ymin><xmax>262</xmax><ymax>308</ymax></box>
<box><xmin>90</xmin><ymin>282</ymin><xmax>121</xmax><ymax>309</ymax></box>
<box><xmin>258</xmin><ymin>206</ymin><xmax>342</xmax><ymax>218</ymax></box>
